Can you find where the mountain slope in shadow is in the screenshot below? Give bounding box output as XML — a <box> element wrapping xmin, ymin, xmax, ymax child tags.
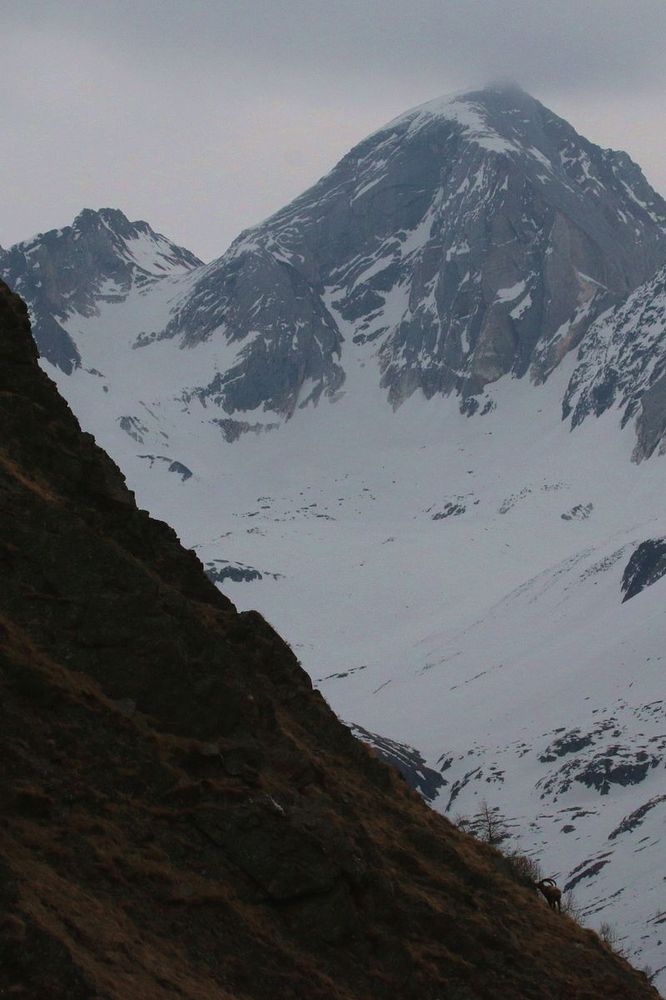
<box><xmin>0</xmin><ymin>279</ymin><xmax>658</xmax><ymax>999</ymax></box>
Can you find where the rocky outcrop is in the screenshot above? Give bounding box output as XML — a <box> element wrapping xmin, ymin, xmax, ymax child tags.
<box><xmin>204</xmin><ymin>559</ymin><xmax>283</xmax><ymax>584</ymax></box>
<box><xmin>621</xmin><ymin>538</ymin><xmax>666</xmax><ymax>602</ymax></box>
<box><xmin>634</xmin><ymin>373</ymin><xmax>666</xmax><ymax>461</ymax></box>
<box><xmin>563</xmin><ymin>263</ymin><xmax>666</xmax><ymax>460</ymax></box>
<box><xmin>351</xmin><ymin>724</ymin><xmax>447</xmax><ymax>803</ymax></box>
<box><xmin>171</xmin><ymin>250</ymin><xmax>346</xmax><ymax>416</ymax></box>
<box><xmin>0</xmin><ymin>278</ymin><xmax>659</xmax><ymax>998</ymax></box>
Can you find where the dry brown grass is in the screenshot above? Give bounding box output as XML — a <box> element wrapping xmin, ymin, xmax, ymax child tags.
<box><xmin>0</xmin><ymin>445</ymin><xmax>61</xmax><ymax>503</ymax></box>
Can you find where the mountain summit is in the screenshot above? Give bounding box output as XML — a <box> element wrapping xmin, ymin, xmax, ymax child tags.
<box><xmin>3</xmin><ymin>208</ymin><xmax>202</xmax><ymax>373</ymax></box>
<box><xmin>156</xmin><ymin>84</ymin><xmax>666</xmax><ymax>414</ymax></box>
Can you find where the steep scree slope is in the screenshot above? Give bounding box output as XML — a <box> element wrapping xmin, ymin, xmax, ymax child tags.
<box><xmin>0</xmin><ymin>281</ymin><xmax>660</xmax><ymax>999</ymax></box>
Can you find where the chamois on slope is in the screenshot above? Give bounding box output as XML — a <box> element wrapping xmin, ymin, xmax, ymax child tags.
<box><xmin>536</xmin><ymin>878</ymin><xmax>562</xmax><ymax>913</ymax></box>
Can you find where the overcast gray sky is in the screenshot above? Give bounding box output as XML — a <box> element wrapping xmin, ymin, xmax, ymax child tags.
<box><xmin>4</xmin><ymin>0</ymin><xmax>666</xmax><ymax>260</ymax></box>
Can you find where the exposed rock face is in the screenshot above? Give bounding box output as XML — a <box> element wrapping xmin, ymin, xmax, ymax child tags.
<box><xmin>160</xmin><ymin>85</ymin><xmax>666</xmax><ymax>412</ymax></box>
<box><xmin>635</xmin><ymin>375</ymin><xmax>666</xmax><ymax>461</ymax></box>
<box><xmin>351</xmin><ymin>724</ymin><xmax>447</xmax><ymax>803</ymax></box>
<box><xmin>0</xmin><ymin>279</ymin><xmax>659</xmax><ymax>998</ymax></box>
<box><xmin>621</xmin><ymin>538</ymin><xmax>666</xmax><ymax>602</ymax></box>
<box><xmin>1</xmin><ymin>208</ymin><xmax>202</xmax><ymax>372</ymax></box>
<box><xmin>204</xmin><ymin>558</ymin><xmax>283</xmax><ymax>584</ymax></box>
<box><xmin>172</xmin><ymin>249</ymin><xmax>346</xmax><ymax>416</ymax></box>
<box><xmin>564</xmin><ymin>263</ymin><xmax>666</xmax><ymax>460</ymax></box>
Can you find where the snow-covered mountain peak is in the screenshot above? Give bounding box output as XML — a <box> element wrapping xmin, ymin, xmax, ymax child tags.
<box><xmin>372</xmin><ymin>82</ymin><xmax>595</xmax><ymax>168</ymax></box>
<box><xmin>1</xmin><ymin>208</ymin><xmax>203</xmax><ymax>372</ymax></box>
<box><xmin>13</xmin><ymin>206</ymin><xmax>202</xmax><ymax>282</ymax></box>
<box><xmin>69</xmin><ymin>207</ymin><xmax>204</xmax><ymax>276</ymax></box>
<box><xmin>376</xmin><ymin>86</ymin><xmax>528</xmax><ymax>155</ymax></box>
<box><xmin>150</xmin><ymin>85</ymin><xmax>666</xmax><ymax>419</ymax></box>
<box><xmin>376</xmin><ymin>85</ymin><xmax>666</xmax><ymax>225</ymax></box>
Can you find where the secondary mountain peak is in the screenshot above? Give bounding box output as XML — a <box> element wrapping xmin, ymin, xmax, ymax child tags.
<box><xmin>72</xmin><ymin>205</ymin><xmax>138</xmax><ymax>233</ymax></box>
<box><xmin>69</xmin><ymin>207</ymin><xmax>203</xmax><ymax>270</ymax></box>
<box><xmin>1</xmin><ymin>208</ymin><xmax>202</xmax><ymax>373</ymax></box>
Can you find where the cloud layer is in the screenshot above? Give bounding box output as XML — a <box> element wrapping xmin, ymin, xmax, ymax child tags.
<box><xmin>4</xmin><ymin>1</ymin><xmax>666</xmax><ymax>258</ymax></box>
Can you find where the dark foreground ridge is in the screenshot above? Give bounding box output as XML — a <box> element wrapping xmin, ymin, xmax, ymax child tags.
<box><xmin>0</xmin><ymin>280</ymin><xmax>657</xmax><ymax>1000</ymax></box>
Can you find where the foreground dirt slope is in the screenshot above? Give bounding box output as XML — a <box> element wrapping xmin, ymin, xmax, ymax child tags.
<box><xmin>0</xmin><ymin>279</ymin><xmax>658</xmax><ymax>1000</ymax></box>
